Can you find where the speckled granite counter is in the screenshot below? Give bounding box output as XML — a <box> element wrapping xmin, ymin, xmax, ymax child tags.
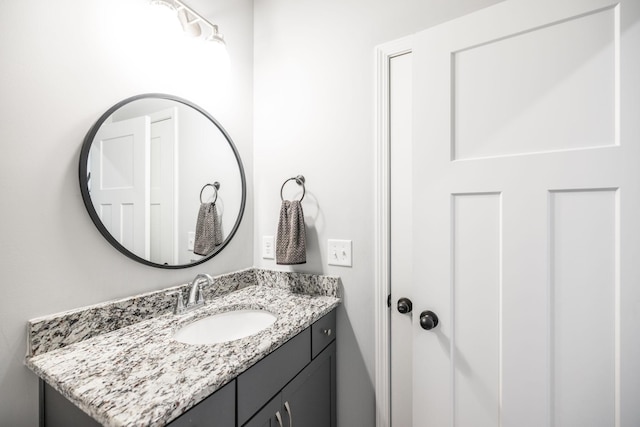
<box><xmin>25</xmin><ymin>269</ymin><xmax>341</xmax><ymax>427</ymax></box>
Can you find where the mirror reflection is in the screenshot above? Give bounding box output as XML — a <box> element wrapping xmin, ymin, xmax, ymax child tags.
<box><xmin>79</xmin><ymin>94</ymin><xmax>246</xmax><ymax>268</ymax></box>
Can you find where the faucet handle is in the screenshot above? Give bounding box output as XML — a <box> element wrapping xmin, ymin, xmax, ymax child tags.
<box><xmin>167</xmin><ymin>291</ymin><xmax>185</xmax><ymax>314</ymax></box>
<box><xmin>196</xmin><ymin>286</ymin><xmax>205</xmax><ymax>305</ymax></box>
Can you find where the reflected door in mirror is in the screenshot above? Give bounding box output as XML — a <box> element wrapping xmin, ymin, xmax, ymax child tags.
<box><xmin>89</xmin><ymin>116</ymin><xmax>151</xmax><ymax>259</ymax></box>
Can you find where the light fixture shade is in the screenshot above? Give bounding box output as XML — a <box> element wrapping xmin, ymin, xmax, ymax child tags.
<box><xmin>177</xmin><ymin>8</ymin><xmax>202</xmax><ymax>37</ymax></box>
<box><xmin>206</xmin><ymin>32</ymin><xmax>225</xmax><ymax>46</ymax></box>
<box><xmin>150</xmin><ymin>0</ymin><xmax>176</xmax><ymax>11</ymax></box>
<box><xmin>148</xmin><ymin>0</ymin><xmax>183</xmax><ymax>36</ymax></box>
<box><xmin>149</xmin><ymin>0</ymin><xmax>228</xmax><ymax>64</ymax></box>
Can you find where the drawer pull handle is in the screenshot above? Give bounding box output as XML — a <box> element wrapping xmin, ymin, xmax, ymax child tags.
<box><xmin>276</xmin><ymin>411</ymin><xmax>284</xmax><ymax>427</ymax></box>
<box><xmin>285</xmin><ymin>401</ymin><xmax>293</xmax><ymax>427</ymax></box>
<box><xmin>323</xmin><ymin>328</ymin><xmax>332</xmax><ymax>336</ymax></box>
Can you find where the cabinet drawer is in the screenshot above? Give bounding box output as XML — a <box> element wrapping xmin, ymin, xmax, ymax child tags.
<box><xmin>311</xmin><ymin>309</ymin><xmax>336</xmax><ymax>358</ymax></box>
<box><xmin>237</xmin><ymin>328</ymin><xmax>311</xmax><ymax>425</ymax></box>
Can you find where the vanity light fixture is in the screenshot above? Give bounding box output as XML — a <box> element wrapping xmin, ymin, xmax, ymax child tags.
<box><xmin>150</xmin><ymin>0</ymin><xmax>226</xmax><ymax>47</ymax></box>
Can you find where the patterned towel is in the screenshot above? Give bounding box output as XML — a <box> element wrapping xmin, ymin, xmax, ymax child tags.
<box><xmin>194</xmin><ymin>203</ymin><xmax>223</xmax><ymax>256</ymax></box>
<box><xmin>276</xmin><ymin>200</ymin><xmax>306</xmax><ymax>265</ymax></box>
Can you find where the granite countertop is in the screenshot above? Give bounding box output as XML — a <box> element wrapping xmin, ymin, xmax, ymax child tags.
<box><xmin>25</xmin><ymin>270</ymin><xmax>341</xmax><ymax>427</ymax></box>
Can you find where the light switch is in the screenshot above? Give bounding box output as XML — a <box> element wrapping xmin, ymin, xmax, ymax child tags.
<box><xmin>328</xmin><ymin>239</ymin><xmax>352</xmax><ymax>267</ymax></box>
<box><xmin>188</xmin><ymin>232</ymin><xmax>195</xmax><ymax>251</ymax></box>
<box><xmin>262</xmin><ymin>236</ymin><xmax>275</xmax><ymax>259</ymax></box>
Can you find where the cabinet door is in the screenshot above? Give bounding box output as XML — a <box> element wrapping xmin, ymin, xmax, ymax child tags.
<box><xmin>237</xmin><ymin>328</ymin><xmax>310</xmax><ymax>425</ymax></box>
<box><xmin>281</xmin><ymin>342</ymin><xmax>336</xmax><ymax>427</ymax></box>
<box><xmin>168</xmin><ymin>380</ymin><xmax>235</xmax><ymax>427</ymax></box>
<box><xmin>42</xmin><ymin>381</ymin><xmax>101</xmax><ymax>427</ymax></box>
<box><xmin>242</xmin><ymin>394</ymin><xmax>283</xmax><ymax>427</ymax></box>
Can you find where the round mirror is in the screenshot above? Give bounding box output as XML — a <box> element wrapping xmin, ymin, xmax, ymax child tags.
<box><xmin>79</xmin><ymin>94</ymin><xmax>246</xmax><ymax>268</ymax></box>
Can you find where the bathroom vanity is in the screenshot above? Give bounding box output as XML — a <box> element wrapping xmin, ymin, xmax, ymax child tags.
<box><xmin>26</xmin><ymin>269</ymin><xmax>340</xmax><ymax>426</ymax></box>
<box><xmin>34</xmin><ymin>94</ymin><xmax>341</xmax><ymax>426</ymax></box>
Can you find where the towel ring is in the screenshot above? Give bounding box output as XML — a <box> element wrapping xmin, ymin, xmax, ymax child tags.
<box><xmin>280</xmin><ymin>175</ymin><xmax>306</xmax><ymax>202</ymax></box>
<box><xmin>200</xmin><ymin>182</ymin><xmax>220</xmax><ymax>204</ymax></box>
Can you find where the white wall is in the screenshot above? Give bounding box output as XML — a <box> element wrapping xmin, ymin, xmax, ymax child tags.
<box><xmin>252</xmin><ymin>1</ymin><xmax>503</xmax><ymax>426</ymax></box>
<box><xmin>0</xmin><ymin>0</ymin><xmax>253</xmax><ymax>425</ymax></box>
<box><xmin>0</xmin><ymin>0</ymin><xmax>512</xmax><ymax>425</ymax></box>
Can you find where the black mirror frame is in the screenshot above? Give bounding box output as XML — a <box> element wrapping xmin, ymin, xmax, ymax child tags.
<box><xmin>78</xmin><ymin>93</ymin><xmax>247</xmax><ymax>269</ymax></box>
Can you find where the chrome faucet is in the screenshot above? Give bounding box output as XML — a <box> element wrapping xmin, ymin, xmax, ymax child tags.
<box><xmin>188</xmin><ymin>273</ymin><xmax>212</xmax><ymax>306</ymax></box>
<box><xmin>172</xmin><ymin>273</ymin><xmax>213</xmax><ymax>314</ymax></box>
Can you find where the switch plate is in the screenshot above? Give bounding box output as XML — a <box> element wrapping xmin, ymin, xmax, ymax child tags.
<box><xmin>328</xmin><ymin>239</ymin><xmax>352</xmax><ymax>267</ymax></box>
<box><xmin>188</xmin><ymin>232</ymin><xmax>195</xmax><ymax>251</ymax></box>
<box><xmin>262</xmin><ymin>236</ymin><xmax>275</xmax><ymax>259</ymax></box>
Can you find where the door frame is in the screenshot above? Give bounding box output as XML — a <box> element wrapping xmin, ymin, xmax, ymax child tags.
<box><xmin>148</xmin><ymin>107</ymin><xmax>179</xmax><ymax>265</ymax></box>
<box><xmin>374</xmin><ymin>35</ymin><xmax>413</xmax><ymax>427</ymax></box>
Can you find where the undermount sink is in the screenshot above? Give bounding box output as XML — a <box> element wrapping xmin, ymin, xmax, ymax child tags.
<box><xmin>173</xmin><ymin>309</ymin><xmax>277</xmax><ymax>345</ymax></box>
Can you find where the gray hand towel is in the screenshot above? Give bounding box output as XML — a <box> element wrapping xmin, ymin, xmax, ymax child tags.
<box><xmin>276</xmin><ymin>200</ymin><xmax>306</xmax><ymax>265</ymax></box>
<box><xmin>194</xmin><ymin>203</ymin><xmax>223</xmax><ymax>256</ymax></box>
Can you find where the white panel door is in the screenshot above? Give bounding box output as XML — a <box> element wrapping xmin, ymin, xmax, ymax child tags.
<box><xmin>411</xmin><ymin>0</ymin><xmax>640</xmax><ymax>426</ymax></box>
<box><xmin>90</xmin><ymin>116</ymin><xmax>150</xmax><ymax>259</ymax></box>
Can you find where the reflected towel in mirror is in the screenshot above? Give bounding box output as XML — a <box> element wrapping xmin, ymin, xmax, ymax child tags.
<box><xmin>194</xmin><ymin>203</ymin><xmax>223</xmax><ymax>256</ymax></box>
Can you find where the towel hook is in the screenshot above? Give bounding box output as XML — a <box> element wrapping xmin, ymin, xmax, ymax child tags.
<box><xmin>280</xmin><ymin>175</ymin><xmax>306</xmax><ymax>202</ymax></box>
<box><xmin>200</xmin><ymin>182</ymin><xmax>220</xmax><ymax>204</ymax></box>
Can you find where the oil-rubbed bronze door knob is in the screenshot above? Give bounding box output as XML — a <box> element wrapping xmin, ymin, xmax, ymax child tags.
<box><xmin>419</xmin><ymin>310</ymin><xmax>439</xmax><ymax>330</ymax></box>
<box><xmin>397</xmin><ymin>297</ymin><xmax>413</xmax><ymax>314</ymax></box>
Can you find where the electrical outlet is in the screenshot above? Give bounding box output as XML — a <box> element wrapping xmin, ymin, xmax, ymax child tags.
<box><xmin>262</xmin><ymin>236</ymin><xmax>275</xmax><ymax>259</ymax></box>
<box><xmin>328</xmin><ymin>239</ymin><xmax>352</xmax><ymax>267</ymax></box>
<box><xmin>188</xmin><ymin>232</ymin><xmax>195</xmax><ymax>251</ymax></box>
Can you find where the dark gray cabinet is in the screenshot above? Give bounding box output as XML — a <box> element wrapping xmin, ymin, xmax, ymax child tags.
<box><xmin>41</xmin><ymin>380</ymin><xmax>235</xmax><ymax>427</ymax></box>
<box><xmin>41</xmin><ymin>382</ymin><xmax>101</xmax><ymax>427</ymax></box>
<box><xmin>237</xmin><ymin>329</ymin><xmax>311</xmax><ymax>424</ymax></box>
<box><xmin>311</xmin><ymin>309</ymin><xmax>336</xmax><ymax>358</ymax></box>
<box><xmin>40</xmin><ymin>309</ymin><xmax>336</xmax><ymax>427</ymax></box>
<box><xmin>244</xmin><ymin>341</ymin><xmax>336</xmax><ymax>427</ymax></box>
<box><xmin>242</xmin><ymin>394</ymin><xmax>282</xmax><ymax>427</ymax></box>
<box><xmin>282</xmin><ymin>342</ymin><xmax>336</xmax><ymax>427</ymax></box>
<box><xmin>167</xmin><ymin>380</ymin><xmax>235</xmax><ymax>427</ymax></box>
